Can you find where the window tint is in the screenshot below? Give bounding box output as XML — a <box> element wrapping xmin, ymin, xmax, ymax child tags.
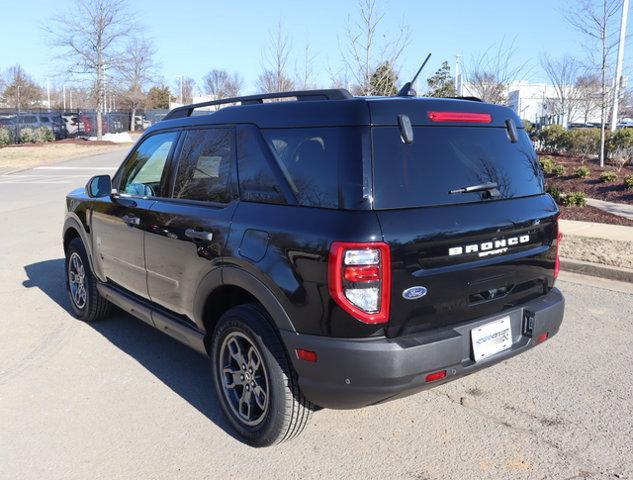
<box><xmin>262</xmin><ymin>128</ymin><xmax>343</xmax><ymax>208</ymax></box>
<box><xmin>372</xmin><ymin>127</ymin><xmax>544</xmax><ymax>209</ymax></box>
<box><xmin>172</xmin><ymin>128</ymin><xmax>233</xmax><ymax>203</ymax></box>
<box><xmin>236</xmin><ymin>128</ymin><xmax>285</xmax><ymax>205</ymax></box>
<box><xmin>119</xmin><ymin>131</ymin><xmax>177</xmax><ymax>197</ymax></box>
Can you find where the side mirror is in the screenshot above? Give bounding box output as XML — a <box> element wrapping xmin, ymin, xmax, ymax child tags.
<box><xmin>86</xmin><ymin>175</ymin><xmax>112</xmax><ymax>198</ymax></box>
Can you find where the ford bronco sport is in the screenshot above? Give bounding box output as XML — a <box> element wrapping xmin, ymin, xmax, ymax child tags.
<box><xmin>63</xmin><ymin>88</ymin><xmax>564</xmax><ymax>447</ymax></box>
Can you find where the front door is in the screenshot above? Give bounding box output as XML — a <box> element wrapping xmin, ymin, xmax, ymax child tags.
<box><xmin>91</xmin><ymin>130</ymin><xmax>179</xmax><ymax>298</ymax></box>
<box><xmin>144</xmin><ymin>127</ymin><xmax>237</xmax><ymax>320</ymax></box>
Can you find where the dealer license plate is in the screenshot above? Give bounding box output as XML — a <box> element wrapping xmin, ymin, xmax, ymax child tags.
<box><xmin>471</xmin><ymin>316</ymin><xmax>512</xmax><ymax>362</ymax></box>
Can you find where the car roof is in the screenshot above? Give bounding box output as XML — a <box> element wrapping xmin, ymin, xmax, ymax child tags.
<box><xmin>146</xmin><ymin>95</ymin><xmax>521</xmax><ymax>134</ymax></box>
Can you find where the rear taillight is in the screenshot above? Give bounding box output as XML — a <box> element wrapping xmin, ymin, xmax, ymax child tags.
<box><xmin>554</xmin><ymin>231</ymin><xmax>563</xmax><ymax>280</ymax></box>
<box><xmin>328</xmin><ymin>242</ymin><xmax>391</xmax><ymax>324</ymax></box>
<box><xmin>427</xmin><ymin>111</ymin><xmax>492</xmax><ymax>123</ymax></box>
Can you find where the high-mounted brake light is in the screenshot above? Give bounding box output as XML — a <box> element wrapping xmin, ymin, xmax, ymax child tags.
<box><xmin>328</xmin><ymin>242</ymin><xmax>391</xmax><ymax>324</ymax></box>
<box><xmin>427</xmin><ymin>111</ymin><xmax>492</xmax><ymax>123</ymax></box>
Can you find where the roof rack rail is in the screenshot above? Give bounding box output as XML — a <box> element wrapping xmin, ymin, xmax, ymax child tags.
<box><xmin>451</xmin><ymin>96</ymin><xmax>484</xmax><ymax>102</ymax></box>
<box><xmin>164</xmin><ymin>88</ymin><xmax>354</xmax><ymax>120</ymax></box>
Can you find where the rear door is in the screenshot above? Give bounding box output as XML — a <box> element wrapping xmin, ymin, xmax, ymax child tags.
<box><xmin>371</xmin><ymin>123</ymin><xmax>559</xmax><ymax>337</ymax></box>
<box><xmin>144</xmin><ymin>127</ymin><xmax>237</xmax><ymax>319</ymax></box>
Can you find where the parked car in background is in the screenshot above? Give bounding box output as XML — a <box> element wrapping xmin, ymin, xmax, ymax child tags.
<box><xmin>78</xmin><ymin>113</ymin><xmax>109</xmax><ymax>136</ymax></box>
<box><xmin>37</xmin><ymin>113</ymin><xmax>68</xmax><ymax>139</ymax></box>
<box><xmin>0</xmin><ymin>113</ymin><xmax>66</xmax><ymax>141</ymax></box>
<box><xmin>62</xmin><ymin>114</ymin><xmax>79</xmax><ymax>136</ymax></box>
<box><xmin>134</xmin><ymin>114</ymin><xmax>151</xmax><ymax>130</ymax></box>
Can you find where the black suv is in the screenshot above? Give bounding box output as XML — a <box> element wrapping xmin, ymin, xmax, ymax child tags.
<box><xmin>63</xmin><ymin>89</ymin><xmax>564</xmax><ymax>447</ymax></box>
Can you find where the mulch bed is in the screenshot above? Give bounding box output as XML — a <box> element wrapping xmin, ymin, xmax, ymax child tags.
<box><xmin>540</xmin><ymin>153</ymin><xmax>633</xmax><ymax>226</ymax></box>
<box><xmin>543</xmin><ymin>153</ymin><xmax>633</xmax><ymax>204</ymax></box>
<box><xmin>559</xmin><ymin>205</ymin><xmax>633</xmax><ymax>227</ymax></box>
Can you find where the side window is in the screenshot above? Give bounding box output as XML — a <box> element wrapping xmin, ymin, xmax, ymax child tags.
<box><xmin>236</xmin><ymin>127</ymin><xmax>286</xmax><ymax>205</ymax></box>
<box><xmin>172</xmin><ymin>128</ymin><xmax>233</xmax><ymax>203</ymax></box>
<box><xmin>119</xmin><ymin>131</ymin><xmax>178</xmax><ymax>197</ymax></box>
<box><xmin>262</xmin><ymin>128</ymin><xmax>340</xmax><ymax>208</ymax></box>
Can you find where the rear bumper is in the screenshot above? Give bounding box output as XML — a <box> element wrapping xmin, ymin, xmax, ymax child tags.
<box><xmin>281</xmin><ymin>288</ymin><xmax>564</xmax><ymax>409</ymax></box>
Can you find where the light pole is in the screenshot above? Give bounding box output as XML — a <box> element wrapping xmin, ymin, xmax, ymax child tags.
<box><xmin>610</xmin><ymin>0</ymin><xmax>629</xmax><ymax>131</ymax></box>
<box><xmin>16</xmin><ymin>85</ymin><xmax>21</xmax><ymax>143</ymax></box>
<box><xmin>46</xmin><ymin>77</ymin><xmax>51</xmax><ymax>110</ymax></box>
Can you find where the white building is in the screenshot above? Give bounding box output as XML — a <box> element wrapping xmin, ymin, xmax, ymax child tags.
<box><xmin>454</xmin><ymin>54</ymin><xmax>603</xmax><ymax>126</ymax></box>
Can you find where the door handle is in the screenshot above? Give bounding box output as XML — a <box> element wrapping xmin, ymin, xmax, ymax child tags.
<box><xmin>185</xmin><ymin>228</ymin><xmax>213</xmax><ymax>241</ymax></box>
<box><xmin>122</xmin><ymin>214</ymin><xmax>140</xmax><ymax>226</ymax></box>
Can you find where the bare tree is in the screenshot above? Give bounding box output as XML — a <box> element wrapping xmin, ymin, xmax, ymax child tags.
<box><xmin>339</xmin><ymin>0</ymin><xmax>410</xmax><ymax>96</ymax></box>
<box><xmin>176</xmin><ymin>77</ymin><xmax>196</xmax><ymax>104</ymax></box>
<box><xmin>565</xmin><ymin>0</ymin><xmax>623</xmax><ymax>166</ymax></box>
<box><xmin>117</xmin><ymin>37</ymin><xmax>157</xmax><ymax>131</ymax></box>
<box><xmin>295</xmin><ymin>42</ymin><xmax>317</xmax><ymax>90</ymax></box>
<box><xmin>258</xmin><ymin>20</ymin><xmax>295</xmax><ymax>93</ymax></box>
<box><xmin>574</xmin><ymin>74</ymin><xmax>602</xmax><ymax>122</ymax></box>
<box><xmin>540</xmin><ymin>54</ymin><xmax>581</xmax><ymax>122</ymax></box>
<box><xmin>1</xmin><ymin>65</ymin><xmax>43</xmax><ymax>108</ymax></box>
<box><xmin>464</xmin><ymin>38</ymin><xmax>530</xmax><ymax>104</ymax></box>
<box><xmin>45</xmin><ymin>0</ymin><xmax>135</xmax><ymax>139</ymax></box>
<box><xmin>202</xmin><ymin>69</ymin><xmax>243</xmax><ymax>101</ymax></box>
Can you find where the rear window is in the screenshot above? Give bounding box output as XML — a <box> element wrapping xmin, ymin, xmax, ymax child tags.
<box><xmin>372</xmin><ymin>126</ymin><xmax>543</xmax><ymax>209</ymax></box>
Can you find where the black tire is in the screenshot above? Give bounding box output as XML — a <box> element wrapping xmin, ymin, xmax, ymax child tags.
<box><xmin>210</xmin><ymin>304</ymin><xmax>312</xmax><ymax>447</ymax></box>
<box><xmin>65</xmin><ymin>237</ymin><xmax>112</xmax><ymax>322</ymax></box>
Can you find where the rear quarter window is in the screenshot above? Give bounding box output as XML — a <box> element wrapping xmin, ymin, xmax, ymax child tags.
<box><xmin>262</xmin><ymin>128</ymin><xmax>347</xmax><ymax>209</ymax></box>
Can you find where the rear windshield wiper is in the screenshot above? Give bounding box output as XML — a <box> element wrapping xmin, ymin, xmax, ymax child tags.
<box><xmin>449</xmin><ymin>182</ymin><xmax>500</xmax><ymax>198</ymax></box>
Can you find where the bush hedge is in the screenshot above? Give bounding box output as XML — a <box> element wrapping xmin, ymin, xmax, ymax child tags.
<box><xmin>574</xmin><ymin>166</ymin><xmax>590</xmax><ymax>178</ymax></box>
<box><xmin>567</xmin><ymin>128</ymin><xmax>601</xmax><ymax>158</ymax></box>
<box><xmin>559</xmin><ymin>191</ymin><xmax>587</xmax><ymax>207</ymax></box>
<box><xmin>607</xmin><ymin>128</ymin><xmax>633</xmax><ymax>169</ymax></box>
<box><xmin>536</xmin><ymin>125</ymin><xmax>633</xmax><ymax>165</ymax></box>
<box><xmin>599</xmin><ymin>171</ymin><xmax>618</xmax><ymax>183</ymax></box>
<box><xmin>0</xmin><ymin>127</ymin><xmax>11</xmax><ymax>146</ymax></box>
<box><xmin>624</xmin><ymin>175</ymin><xmax>633</xmax><ymax>189</ymax></box>
<box><xmin>17</xmin><ymin>126</ymin><xmax>54</xmax><ymax>144</ymax></box>
<box><xmin>540</xmin><ymin>157</ymin><xmax>566</xmax><ymax>176</ymax></box>
<box><xmin>537</xmin><ymin>125</ymin><xmax>570</xmax><ymax>154</ymax></box>
<box><xmin>546</xmin><ymin>185</ymin><xmax>586</xmax><ymax>207</ymax></box>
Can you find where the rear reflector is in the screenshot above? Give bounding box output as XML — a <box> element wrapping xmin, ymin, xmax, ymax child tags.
<box><xmin>427</xmin><ymin>111</ymin><xmax>492</xmax><ymax>123</ymax></box>
<box><xmin>554</xmin><ymin>231</ymin><xmax>563</xmax><ymax>280</ymax></box>
<box><xmin>295</xmin><ymin>349</ymin><xmax>318</xmax><ymax>362</ymax></box>
<box><xmin>536</xmin><ymin>332</ymin><xmax>549</xmax><ymax>343</ymax></box>
<box><xmin>425</xmin><ymin>370</ymin><xmax>447</xmax><ymax>382</ymax></box>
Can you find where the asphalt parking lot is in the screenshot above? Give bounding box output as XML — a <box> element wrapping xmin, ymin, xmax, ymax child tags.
<box><xmin>1</xmin><ymin>150</ymin><xmax>632</xmax><ymax>480</ymax></box>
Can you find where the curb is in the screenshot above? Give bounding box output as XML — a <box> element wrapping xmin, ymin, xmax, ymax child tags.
<box><xmin>561</xmin><ymin>258</ymin><xmax>633</xmax><ymax>284</ymax></box>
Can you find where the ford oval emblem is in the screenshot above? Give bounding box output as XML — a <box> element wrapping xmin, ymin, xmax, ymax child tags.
<box><xmin>402</xmin><ymin>286</ymin><xmax>428</xmax><ymax>300</ymax></box>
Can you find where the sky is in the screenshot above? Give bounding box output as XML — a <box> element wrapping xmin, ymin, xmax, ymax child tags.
<box><xmin>1</xmin><ymin>0</ymin><xmax>631</xmax><ymax>95</ymax></box>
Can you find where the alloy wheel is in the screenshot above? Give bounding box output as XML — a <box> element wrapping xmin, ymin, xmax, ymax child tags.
<box><xmin>219</xmin><ymin>331</ymin><xmax>270</xmax><ymax>427</ymax></box>
<box><xmin>68</xmin><ymin>252</ymin><xmax>87</xmax><ymax>310</ymax></box>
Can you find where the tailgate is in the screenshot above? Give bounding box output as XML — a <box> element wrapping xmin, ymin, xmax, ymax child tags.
<box><xmin>378</xmin><ymin>195</ymin><xmax>559</xmax><ymax>338</ymax></box>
